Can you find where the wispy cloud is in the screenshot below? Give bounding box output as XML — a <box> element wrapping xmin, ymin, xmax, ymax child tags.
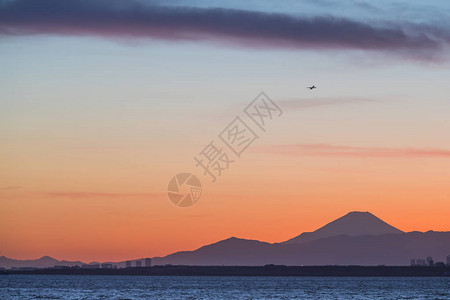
<box><xmin>0</xmin><ymin>186</ymin><xmax>23</xmax><ymax>190</ymax></box>
<box><xmin>43</xmin><ymin>192</ymin><xmax>161</xmax><ymax>198</ymax></box>
<box><xmin>279</xmin><ymin>97</ymin><xmax>378</xmax><ymax>110</ymax></box>
<box><xmin>252</xmin><ymin>144</ymin><xmax>450</xmax><ymax>158</ymax></box>
<box><xmin>304</xmin><ymin>0</ymin><xmax>380</xmax><ymax>13</ymax></box>
<box><xmin>0</xmin><ymin>0</ymin><xmax>449</xmax><ymax>59</ymax></box>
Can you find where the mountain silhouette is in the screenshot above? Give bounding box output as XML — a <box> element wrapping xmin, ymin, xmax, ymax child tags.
<box><xmin>152</xmin><ymin>231</ymin><xmax>450</xmax><ymax>266</ymax></box>
<box><xmin>153</xmin><ymin>237</ymin><xmax>274</xmax><ymax>266</ymax></box>
<box><xmin>283</xmin><ymin>211</ymin><xmax>404</xmax><ymax>244</ymax></box>
<box><xmin>0</xmin><ymin>255</ymin><xmax>84</xmax><ymax>269</ymax></box>
<box><xmin>151</xmin><ymin>211</ymin><xmax>449</xmax><ymax>266</ymax></box>
<box><xmin>2</xmin><ymin>211</ymin><xmax>449</xmax><ymax>267</ymax></box>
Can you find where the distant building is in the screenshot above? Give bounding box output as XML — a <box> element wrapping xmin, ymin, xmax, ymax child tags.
<box><xmin>125</xmin><ymin>261</ymin><xmax>132</xmax><ymax>268</ymax></box>
<box><xmin>447</xmin><ymin>255</ymin><xmax>450</xmax><ymax>266</ymax></box>
<box><xmin>144</xmin><ymin>258</ymin><xmax>152</xmax><ymax>267</ymax></box>
<box><xmin>136</xmin><ymin>260</ymin><xmax>142</xmax><ymax>267</ymax></box>
<box><xmin>53</xmin><ymin>266</ymin><xmax>70</xmax><ymax>269</ymax></box>
<box><xmin>81</xmin><ymin>264</ymin><xmax>100</xmax><ymax>269</ymax></box>
<box><xmin>101</xmin><ymin>263</ymin><xmax>113</xmax><ymax>269</ymax></box>
<box><xmin>410</xmin><ymin>259</ymin><xmax>416</xmax><ymax>266</ymax></box>
<box><xmin>416</xmin><ymin>259</ymin><xmax>427</xmax><ymax>266</ymax></box>
<box><xmin>426</xmin><ymin>256</ymin><xmax>434</xmax><ymax>266</ymax></box>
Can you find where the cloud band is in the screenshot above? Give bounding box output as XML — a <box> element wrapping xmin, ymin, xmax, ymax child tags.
<box><xmin>1</xmin><ymin>0</ymin><xmax>448</xmax><ymax>59</ymax></box>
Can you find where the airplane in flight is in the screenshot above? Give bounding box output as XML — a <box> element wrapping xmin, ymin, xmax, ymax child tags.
<box><xmin>307</xmin><ymin>85</ymin><xmax>317</xmax><ymax>90</ymax></box>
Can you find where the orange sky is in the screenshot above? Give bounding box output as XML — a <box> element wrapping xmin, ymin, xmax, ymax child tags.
<box><xmin>1</xmin><ymin>27</ymin><xmax>450</xmax><ymax>263</ymax></box>
<box><xmin>1</xmin><ymin>147</ymin><xmax>450</xmax><ymax>262</ymax></box>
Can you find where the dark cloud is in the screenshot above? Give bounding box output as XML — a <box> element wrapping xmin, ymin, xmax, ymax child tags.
<box><xmin>0</xmin><ymin>0</ymin><xmax>448</xmax><ymax>59</ymax></box>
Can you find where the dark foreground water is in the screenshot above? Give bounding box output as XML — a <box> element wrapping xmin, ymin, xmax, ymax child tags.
<box><xmin>0</xmin><ymin>275</ymin><xmax>449</xmax><ymax>299</ymax></box>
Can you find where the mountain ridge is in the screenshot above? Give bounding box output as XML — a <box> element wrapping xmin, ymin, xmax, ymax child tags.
<box><xmin>2</xmin><ymin>211</ymin><xmax>448</xmax><ymax>268</ymax></box>
<box><xmin>151</xmin><ymin>231</ymin><xmax>450</xmax><ymax>266</ymax></box>
<box><xmin>283</xmin><ymin>211</ymin><xmax>404</xmax><ymax>244</ymax></box>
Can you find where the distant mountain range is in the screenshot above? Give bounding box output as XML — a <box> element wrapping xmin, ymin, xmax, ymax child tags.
<box><xmin>0</xmin><ymin>255</ymin><xmax>85</xmax><ymax>269</ymax></box>
<box><xmin>2</xmin><ymin>211</ymin><xmax>449</xmax><ymax>268</ymax></box>
<box><xmin>152</xmin><ymin>212</ymin><xmax>450</xmax><ymax>266</ymax></box>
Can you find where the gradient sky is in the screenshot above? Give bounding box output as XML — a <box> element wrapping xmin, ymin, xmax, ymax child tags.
<box><xmin>1</xmin><ymin>0</ymin><xmax>450</xmax><ymax>262</ymax></box>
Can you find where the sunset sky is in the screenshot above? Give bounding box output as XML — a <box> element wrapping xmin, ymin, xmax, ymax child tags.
<box><xmin>1</xmin><ymin>0</ymin><xmax>450</xmax><ymax>262</ymax></box>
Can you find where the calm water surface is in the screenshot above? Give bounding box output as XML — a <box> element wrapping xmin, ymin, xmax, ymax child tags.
<box><xmin>0</xmin><ymin>275</ymin><xmax>449</xmax><ymax>299</ymax></box>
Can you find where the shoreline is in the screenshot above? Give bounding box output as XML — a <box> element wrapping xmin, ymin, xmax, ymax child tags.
<box><xmin>2</xmin><ymin>265</ymin><xmax>450</xmax><ymax>277</ymax></box>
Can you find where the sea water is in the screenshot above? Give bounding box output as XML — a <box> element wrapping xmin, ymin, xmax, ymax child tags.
<box><xmin>0</xmin><ymin>275</ymin><xmax>449</xmax><ymax>299</ymax></box>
